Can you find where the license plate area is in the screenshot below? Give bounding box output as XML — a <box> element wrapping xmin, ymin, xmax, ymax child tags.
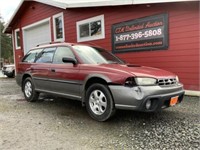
<box><xmin>170</xmin><ymin>96</ymin><xmax>178</xmax><ymax>106</ymax></box>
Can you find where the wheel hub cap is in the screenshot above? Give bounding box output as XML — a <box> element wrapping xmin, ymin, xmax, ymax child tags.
<box><xmin>89</xmin><ymin>90</ymin><xmax>107</xmax><ymax>115</ymax></box>
<box><xmin>25</xmin><ymin>81</ymin><xmax>32</xmax><ymax>98</ymax></box>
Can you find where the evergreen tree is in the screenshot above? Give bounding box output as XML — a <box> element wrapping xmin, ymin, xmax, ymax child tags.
<box><xmin>0</xmin><ymin>19</ymin><xmax>13</xmax><ymax>63</ymax></box>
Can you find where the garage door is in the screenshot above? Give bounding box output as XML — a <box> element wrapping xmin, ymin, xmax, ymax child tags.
<box><xmin>23</xmin><ymin>20</ymin><xmax>51</xmax><ymax>54</ymax></box>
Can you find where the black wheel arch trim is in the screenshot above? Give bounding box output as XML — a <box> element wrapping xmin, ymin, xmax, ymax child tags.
<box><xmin>81</xmin><ymin>74</ymin><xmax>114</xmax><ymax>104</ymax></box>
<box><xmin>21</xmin><ymin>73</ymin><xmax>33</xmax><ymax>90</ymax></box>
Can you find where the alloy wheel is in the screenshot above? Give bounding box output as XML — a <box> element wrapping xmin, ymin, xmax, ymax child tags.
<box><xmin>89</xmin><ymin>90</ymin><xmax>107</xmax><ymax>115</ymax></box>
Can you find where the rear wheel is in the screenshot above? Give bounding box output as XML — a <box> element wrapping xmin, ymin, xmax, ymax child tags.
<box><xmin>23</xmin><ymin>77</ymin><xmax>39</xmax><ymax>102</ymax></box>
<box><xmin>86</xmin><ymin>83</ymin><xmax>115</xmax><ymax>121</ymax></box>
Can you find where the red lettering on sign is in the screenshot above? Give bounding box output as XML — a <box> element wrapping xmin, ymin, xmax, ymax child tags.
<box><xmin>145</xmin><ymin>21</ymin><xmax>163</xmax><ymax>28</ymax></box>
<box><xmin>125</xmin><ymin>24</ymin><xmax>144</xmax><ymax>32</ymax></box>
<box><xmin>115</xmin><ymin>27</ymin><xmax>125</xmax><ymax>34</ymax></box>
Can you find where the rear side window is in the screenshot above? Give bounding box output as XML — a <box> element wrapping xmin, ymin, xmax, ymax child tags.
<box><xmin>53</xmin><ymin>47</ymin><xmax>75</xmax><ymax>64</ymax></box>
<box><xmin>35</xmin><ymin>47</ymin><xmax>56</xmax><ymax>63</ymax></box>
<box><xmin>22</xmin><ymin>49</ymin><xmax>43</xmax><ymax>63</ymax></box>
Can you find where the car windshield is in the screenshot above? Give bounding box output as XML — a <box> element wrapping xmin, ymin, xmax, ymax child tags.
<box><xmin>72</xmin><ymin>45</ymin><xmax>125</xmax><ymax>64</ymax></box>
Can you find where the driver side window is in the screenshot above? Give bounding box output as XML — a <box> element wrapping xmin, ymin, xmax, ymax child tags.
<box><xmin>53</xmin><ymin>47</ymin><xmax>75</xmax><ymax>64</ymax></box>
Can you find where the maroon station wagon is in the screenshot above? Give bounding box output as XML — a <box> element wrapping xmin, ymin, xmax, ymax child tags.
<box><xmin>16</xmin><ymin>42</ymin><xmax>185</xmax><ymax>121</ymax></box>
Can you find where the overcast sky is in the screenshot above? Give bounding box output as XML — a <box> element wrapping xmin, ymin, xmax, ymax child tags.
<box><xmin>0</xmin><ymin>0</ymin><xmax>21</xmax><ymax>23</ymax></box>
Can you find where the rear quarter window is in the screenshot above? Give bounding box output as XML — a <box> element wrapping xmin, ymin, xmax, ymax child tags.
<box><xmin>35</xmin><ymin>47</ymin><xmax>56</xmax><ymax>63</ymax></box>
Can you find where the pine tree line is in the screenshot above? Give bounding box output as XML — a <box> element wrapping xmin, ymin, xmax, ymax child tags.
<box><xmin>0</xmin><ymin>19</ymin><xmax>13</xmax><ymax>66</ymax></box>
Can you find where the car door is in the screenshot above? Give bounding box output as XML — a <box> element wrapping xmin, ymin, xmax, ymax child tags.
<box><xmin>32</xmin><ymin>47</ymin><xmax>56</xmax><ymax>91</ymax></box>
<box><xmin>48</xmin><ymin>46</ymin><xmax>80</xmax><ymax>100</ymax></box>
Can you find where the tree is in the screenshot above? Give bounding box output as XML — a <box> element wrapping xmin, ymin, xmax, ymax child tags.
<box><xmin>0</xmin><ymin>19</ymin><xmax>13</xmax><ymax>63</ymax></box>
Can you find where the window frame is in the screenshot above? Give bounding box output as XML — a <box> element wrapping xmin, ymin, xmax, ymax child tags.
<box><xmin>76</xmin><ymin>15</ymin><xmax>105</xmax><ymax>42</ymax></box>
<box><xmin>53</xmin><ymin>12</ymin><xmax>65</xmax><ymax>42</ymax></box>
<box><xmin>14</xmin><ymin>28</ymin><xmax>21</xmax><ymax>49</ymax></box>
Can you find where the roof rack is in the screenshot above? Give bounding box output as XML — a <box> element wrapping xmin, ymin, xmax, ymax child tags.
<box><xmin>36</xmin><ymin>41</ymin><xmax>63</xmax><ymax>47</ymax></box>
<box><xmin>83</xmin><ymin>42</ymin><xmax>100</xmax><ymax>47</ymax></box>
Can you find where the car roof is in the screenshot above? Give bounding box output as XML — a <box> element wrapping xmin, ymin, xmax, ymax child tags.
<box><xmin>29</xmin><ymin>42</ymin><xmax>101</xmax><ymax>51</ymax></box>
<box><xmin>30</xmin><ymin>42</ymin><xmax>73</xmax><ymax>50</ymax></box>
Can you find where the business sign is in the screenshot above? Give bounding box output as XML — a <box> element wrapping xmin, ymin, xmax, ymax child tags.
<box><xmin>112</xmin><ymin>13</ymin><xmax>168</xmax><ymax>53</ymax></box>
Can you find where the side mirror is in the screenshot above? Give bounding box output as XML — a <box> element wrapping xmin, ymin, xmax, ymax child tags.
<box><xmin>62</xmin><ymin>57</ymin><xmax>77</xmax><ymax>65</ymax></box>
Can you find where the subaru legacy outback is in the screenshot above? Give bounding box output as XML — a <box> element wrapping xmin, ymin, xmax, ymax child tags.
<box><xmin>16</xmin><ymin>43</ymin><xmax>184</xmax><ymax>121</ymax></box>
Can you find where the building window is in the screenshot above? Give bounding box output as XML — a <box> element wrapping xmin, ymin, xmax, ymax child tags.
<box><xmin>15</xmin><ymin>29</ymin><xmax>21</xmax><ymax>49</ymax></box>
<box><xmin>76</xmin><ymin>15</ymin><xmax>105</xmax><ymax>42</ymax></box>
<box><xmin>53</xmin><ymin>12</ymin><xmax>65</xmax><ymax>42</ymax></box>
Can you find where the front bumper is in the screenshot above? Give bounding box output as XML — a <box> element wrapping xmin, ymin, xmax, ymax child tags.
<box><xmin>2</xmin><ymin>70</ymin><xmax>14</xmax><ymax>76</ymax></box>
<box><xmin>109</xmin><ymin>84</ymin><xmax>184</xmax><ymax>112</ymax></box>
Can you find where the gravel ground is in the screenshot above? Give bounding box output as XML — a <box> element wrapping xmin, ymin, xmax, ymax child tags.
<box><xmin>0</xmin><ymin>78</ymin><xmax>199</xmax><ymax>150</ymax></box>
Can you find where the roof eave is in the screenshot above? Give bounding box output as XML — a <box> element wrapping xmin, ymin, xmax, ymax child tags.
<box><xmin>3</xmin><ymin>0</ymin><xmax>67</xmax><ymax>34</ymax></box>
<box><xmin>65</xmin><ymin>0</ymin><xmax>132</xmax><ymax>8</ymax></box>
<box><xmin>3</xmin><ymin>0</ymin><xmax>198</xmax><ymax>33</ymax></box>
<box><xmin>133</xmin><ymin>0</ymin><xmax>199</xmax><ymax>5</ymax></box>
<box><xmin>3</xmin><ymin>0</ymin><xmax>24</xmax><ymax>33</ymax></box>
<box><xmin>63</xmin><ymin>0</ymin><xmax>199</xmax><ymax>8</ymax></box>
<box><xmin>35</xmin><ymin>0</ymin><xmax>67</xmax><ymax>9</ymax></box>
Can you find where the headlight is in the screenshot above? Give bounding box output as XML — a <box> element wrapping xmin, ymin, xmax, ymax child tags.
<box><xmin>135</xmin><ymin>77</ymin><xmax>157</xmax><ymax>86</ymax></box>
<box><xmin>176</xmin><ymin>76</ymin><xmax>179</xmax><ymax>83</ymax></box>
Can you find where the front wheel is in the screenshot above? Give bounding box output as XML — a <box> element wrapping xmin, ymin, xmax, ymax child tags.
<box><xmin>85</xmin><ymin>83</ymin><xmax>115</xmax><ymax>121</ymax></box>
<box><xmin>23</xmin><ymin>77</ymin><xmax>39</xmax><ymax>102</ymax></box>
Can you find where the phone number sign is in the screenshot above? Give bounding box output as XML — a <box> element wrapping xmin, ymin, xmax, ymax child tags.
<box><xmin>112</xmin><ymin>13</ymin><xmax>169</xmax><ymax>53</ymax></box>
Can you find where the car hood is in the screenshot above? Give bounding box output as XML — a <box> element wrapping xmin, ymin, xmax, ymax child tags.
<box><xmin>99</xmin><ymin>64</ymin><xmax>176</xmax><ymax>78</ymax></box>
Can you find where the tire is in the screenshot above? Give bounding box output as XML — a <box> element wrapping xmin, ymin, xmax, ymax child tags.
<box><xmin>6</xmin><ymin>72</ymin><xmax>15</xmax><ymax>78</ymax></box>
<box><xmin>6</xmin><ymin>75</ymin><xmax>13</xmax><ymax>78</ymax></box>
<box><xmin>23</xmin><ymin>77</ymin><xmax>39</xmax><ymax>102</ymax></box>
<box><xmin>85</xmin><ymin>83</ymin><xmax>115</xmax><ymax>122</ymax></box>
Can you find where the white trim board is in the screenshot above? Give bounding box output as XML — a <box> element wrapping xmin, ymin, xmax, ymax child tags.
<box><xmin>76</xmin><ymin>14</ymin><xmax>105</xmax><ymax>42</ymax></box>
<box><xmin>53</xmin><ymin>12</ymin><xmax>65</xmax><ymax>42</ymax></box>
<box><xmin>185</xmin><ymin>90</ymin><xmax>200</xmax><ymax>97</ymax></box>
<box><xmin>14</xmin><ymin>28</ymin><xmax>21</xmax><ymax>50</ymax></box>
<box><xmin>12</xmin><ymin>30</ymin><xmax>17</xmax><ymax>75</ymax></box>
<box><xmin>22</xmin><ymin>18</ymin><xmax>51</xmax><ymax>30</ymax></box>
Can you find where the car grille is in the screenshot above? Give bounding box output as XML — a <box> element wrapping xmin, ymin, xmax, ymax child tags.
<box><xmin>158</xmin><ymin>78</ymin><xmax>177</xmax><ymax>86</ymax></box>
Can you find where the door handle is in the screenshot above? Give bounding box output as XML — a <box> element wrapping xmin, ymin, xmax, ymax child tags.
<box><xmin>51</xmin><ymin>69</ymin><xmax>56</xmax><ymax>72</ymax></box>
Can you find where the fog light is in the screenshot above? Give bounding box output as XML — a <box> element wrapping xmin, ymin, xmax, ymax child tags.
<box><xmin>146</xmin><ymin>100</ymin><xmax>151</xmax><ymax>110</ymax></box>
